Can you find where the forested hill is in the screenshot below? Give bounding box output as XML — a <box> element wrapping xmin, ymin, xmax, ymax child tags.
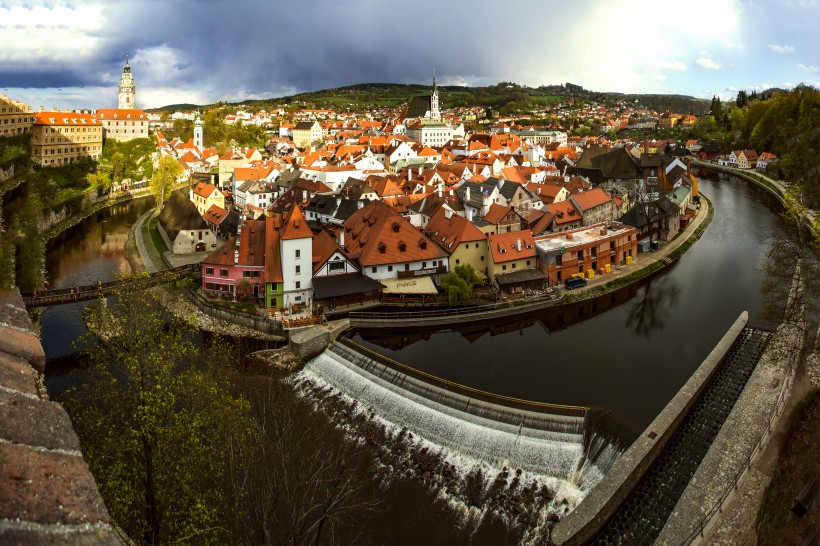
<box><xmin>149</xmin><ymin>82</ymin><xmax>709</xmax><ymax>116</ymax></box>
<box><xmin>729</xmin><ymin>85</ymin><xmax>820</xmax><ymax>206</ymax></box>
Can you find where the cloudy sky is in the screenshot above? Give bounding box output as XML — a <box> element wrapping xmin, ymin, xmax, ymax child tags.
<box><xmin>2</xmin><ymin>0</ymin><xmax>819</xmax><ymax>110</ymax></box>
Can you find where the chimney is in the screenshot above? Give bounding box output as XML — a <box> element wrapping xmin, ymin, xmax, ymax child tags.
<box><xmin>339</xmin><ymin>227</ymin><xmax>345</xmax><ymax>249</ymax></box>
<box><xmin>358</xmin><ymin>200</ymin><xmax>364</xmax><ymax>209</ymax></box>
<box><xmin>466</xmin><ymin>208</ymin><xmax>473</xmax><ymax>222</ymax></box>
<box><xmin>465</xmin><ymin>186</ymin><xmax>471</xmax><ymax>202</ymax></box>
<box><xmin>564</xmin><ymin>175</ymin><xmax>570</xmax><ymax>183</ymax></box>
<box><xmin>517</xmin><ymin>238</ymin><xmax>522</xmax><ymax>251</ymax></box>
<box><xmin>302</xmin><ymin>189</ymin><xmax>307</xmax><ymax>203</ymax></box>
<box><xmin>445</xmin><ymin>208</ymin><xmax>452</xmax><ymax>219</ymax></box>
<box><xmin>438</xmin><ymin>183</ymin><xmax>443</xmax><ymax>198</ymax></box>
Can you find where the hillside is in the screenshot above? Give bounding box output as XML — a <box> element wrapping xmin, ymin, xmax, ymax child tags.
<box><xmin>147</xmin><ymin>82</ymin><xmax>710</xmax><ymax>116</ymax></box>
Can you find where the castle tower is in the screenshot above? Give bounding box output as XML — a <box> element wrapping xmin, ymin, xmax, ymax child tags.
<box><xmin>193</xmin><ymin>111</ymin><xmax>204</xmax><ymax>149</ymax></box>
<box><xmin>430</xmin><ymin>68</ymin><xmax>440</xmax><ymax>120</ymax></box>
<box><xmin>118</xmin><ymin>57</ymin><xmax>136</xmax><ymax>110</ymax></box>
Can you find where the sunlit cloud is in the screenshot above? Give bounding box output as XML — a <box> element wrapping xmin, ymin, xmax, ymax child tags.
<box><xmin>696</xmin><ymin>57</ymin><xmax>722</xmax><ymax>70</ymax></box>
<box><xmin>797</xmin><ymin>63</ymin><xmax>819</xmax><ymax>73</ymax></box>
<box><xmin>769</xmin><ymin>42</ymin><xmax>795</xmax><ymax>53</ymax></box>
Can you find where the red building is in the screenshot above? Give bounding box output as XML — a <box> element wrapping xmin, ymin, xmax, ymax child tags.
<box><xmin>534</xmin><ymin>222</ymin><xmax>638</xmax><ymax>286</ymax></box>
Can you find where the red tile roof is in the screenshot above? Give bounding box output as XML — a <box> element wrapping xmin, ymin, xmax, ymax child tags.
<box><xmin>488</xmin><ymin>230</ymin><xmax>536</xmax><ymax>264</ymax></box>
<box><xmin>202</xmin><ymin>219</ymin><xmax>266</xmax><ymax>267</ymax></box>
<box><xmin>342</xmin><ymin>201</ymin><xmax>447</xmax><ymax>266</ymax></box>
<box><xmin>279</xmin><ymin>205</ymin><xmax>313</xmax><ymax>241</ymax></box>
<box><xmin>569</xmin><ymin>187</ymin><xmax>612</xmax><ymax>212</ymax></box>
<box><xmin>424</xmin><ymin>208</ymin><xmax>485</xmax><ymax>253</ymax></box>
<box><xmin>192</xmin><ymin>182</ymin><xmax>217</xmax><ymax>199</ymax></box>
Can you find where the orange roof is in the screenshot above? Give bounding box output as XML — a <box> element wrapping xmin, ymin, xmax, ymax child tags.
<box><xmin>342</xmin><ymin>201</ymin><xmax>446</xmax><ymax>266</ymax></box>
<box><xmin>424</xmin><ymin>208</ymin><xmax>485</xmax><ymax>253</ymax></box>
<box><xmin>264</xmin><ymin>216</ymin><xmax>283</xmax><ymax>283</ymax></box>
<box><xmin>202</xmin><ymin>219</ymin><xmax>266</xmax><ymax>267</ymax></box>
<box><xmin>488</xmin><ymin>230</ymin><xmax>536</xmax><ymax>264</ymax></box>
<box><xmin>192</xmin><ymin>182</ymin><xmax>217</xmax><ymax>199</ymax></box>
<box><xmin>279</xmin><ymin>205</ymin><xmax>313</xmax><ymax>241</ymax></box>
<box><xmin>569</xmin><ymin>187</ymin><xmax>612</xmax><ymax>212</ymax></box>
<box><xmin>545</xmin><ymin>200</ymin><xmax>582</xmax><ymax>225</ymax></box>
<box><xmin>483</xmin><ymin>203</ymin><xmax>515</xmax><ymax>225</ymax></box>
<box><xmin>311</xmin><ymin>230</ymin><xmax>356</xmax><ymax>274</ymax></box>
<box><xmin>501</xmin><ymin>166</ymin><xmax>527</xmax><ymax>184</ymax></box>
<box><xmin>34</xmin><ymin>112</ymin><xmax>100</xmax><ymax>126</ymax></box>
<box><xmin>234</xmin><ymin>165</ymin><xmax>274</xmax><ymax>181</ymax></box>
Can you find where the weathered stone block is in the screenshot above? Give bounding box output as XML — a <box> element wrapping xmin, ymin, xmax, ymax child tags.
<box><xmin>289</xmin><ymin>326</ymin><xmax>330</xmax><ymax>360</ymax></box>
<box><xmin>0</xmin><ymin>391</ymin><xmax>81</xmax><ymax>451</ymax></box>
<box><xmin>0</xmin><ymin>443</ymin><xmax>110</xmax><ymax>525</ymax></box>
<box><xmin>0</xmin><ymin>351</ymin><xmax>39</xmax><ymax>396</ymax></box>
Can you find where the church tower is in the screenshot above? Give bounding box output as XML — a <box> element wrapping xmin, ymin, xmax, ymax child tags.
<box><xmin>193</xmin><ymin>111</ymin><xmax>204</xmax><ymax>149</ymax></box>
<box><xmin>430</xmin><ymin>68</ymin><xmax>440</xmax><ymax>120</ymax></box>
<box><xmin>118</xmin><ymin>57</ymin><xmax>136</xmax><ymax>110</ymax></box>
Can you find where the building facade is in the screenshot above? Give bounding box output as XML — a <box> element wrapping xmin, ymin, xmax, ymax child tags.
<box><xmin>0</xmin><ymin>94</ymin><xmax>35</xmax><ymax>137</ymax></box>
<box><xmin>31</xmin><ymin>112</ymin><xmax>103</xmax><ymax>166</ymax></box>
<box><xmin>96</xmin><ymin>109</ymin><xmax>149</xmax><ymax>142</ymax></box>
<box><xmin>118</xmin><ymin>58</ymin><xmax>136</xmax><ymax>110</ymax></box>
<box><xmin>535</xmin><ymin>222</ymin><xmax>638</xmax><ymax>286</ymax></box>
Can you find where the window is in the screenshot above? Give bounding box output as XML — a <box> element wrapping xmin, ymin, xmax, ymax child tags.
<box><xmin>329</xmin><ymin>261</ymin><xmax>345</xmax><ymax>272</ymax></box>
<box><xmin>372</xmin><ymin>267</ymin><xmax>377</xmax><ymax>273</ymax></box>
<box><xmin>388</xmin><ymin>265</ymin><xmax>393</xmax><ymax>272</ymax></box>
<box><xmin>295</xmin><ymin>265</ymin><xmax>301</xmax><ymax>275</ymax></box>
<box><xmin>481</xmin><ymin>256</ymin><xmax>485</xmax><ymax>261</ymax></box>
<box><xmin>502</xmin><ymin>265</ymin><xmax>507</xmax><ymax>271</ymax></box>
<box><xmin>512</xmin><ymin>263</ymin><xmax>517</xmax><ymax>269</ymax></box>
<box><xmin>422</xmin><ymin>262</ymin><xmax>426</xmax><ymax>268</ymax></box>
<box><xmin>295</xmin><ymin>281</ymin><xmax>301</xmax><ymax>289</ymax></box>
<box><xmin>252</xmin><ymin>270</ymin><xmax>260</xmax><ymax>278</ymax></box>
<box><xmin>455</xmin><ymin>259</ymin><xmax>460</xmax><ymax>265</ymax></box>
<box><xmin>220</xmin><ymin>268</ymin><xmax>229</xmax><ymax>277</ymax></box>
<box><xmin>243</xmin><ymin>270</ymin><xmax>252</xmax><ymax>278</ymax></box>
<box><xmin>295</xmin><ymin>249</ymin><xmax>301</xmax><ymax>258</ymax></box>
<box><xmin>205</xmin><ymin>267</ymin><xmax>214</xmax><ymax>275</ymax></box>
<box><xmin>527</xmin><ymin>260</ymin><xmax>531</xmax><ymax>266</ymax></box>
<box><xmin>577</xmin><ymin>251</ymin><xmax>583</xmax><ymax>261</ymax></box>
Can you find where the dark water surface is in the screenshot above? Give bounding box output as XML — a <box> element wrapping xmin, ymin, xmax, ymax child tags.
<box><xmin>37</xmin><ymin>174</ymin><xmax>784</xmax><ymax>432</ymax></box>
<box><xmin>354</xmin><ymin>174</ymin><xmax>784</xmax><ymax>431</ymax></box>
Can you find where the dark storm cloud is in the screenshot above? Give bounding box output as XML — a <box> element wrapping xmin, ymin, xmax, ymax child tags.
<box><xmin>2</xmin><ymin>0</ymin><xmax>580</xmax><ymax>105</ymax></box>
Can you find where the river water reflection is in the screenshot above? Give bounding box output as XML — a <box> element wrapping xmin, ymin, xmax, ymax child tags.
<box><xmin>36</xmin><ymin>174</ymin><xmax>785</xmax><ymax>432</ymax></box>
<box><xmin>354</xmin><ymin>174</ymin><xmax>784</xmax><ymax>432</ymax></box>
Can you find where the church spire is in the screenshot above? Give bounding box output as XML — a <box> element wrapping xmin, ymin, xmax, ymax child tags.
<box><xmin>430</xmin><ymin>68</ymin><xmax>440</xmax><ymax>120</ymax></box>
<box><xmin>118</xmin><ymin>55</ymin><xmax>136</xmax><ymax>109</ymax></box>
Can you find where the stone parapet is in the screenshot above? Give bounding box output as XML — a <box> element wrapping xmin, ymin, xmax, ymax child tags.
<box><xmin>0</xmin><ymin>288</ymin><xmax>119</xmax><ymax>545</ymax></box>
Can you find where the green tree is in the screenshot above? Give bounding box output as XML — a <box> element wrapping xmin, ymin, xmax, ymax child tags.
<box><xmin>14</xmin><ymin>191</ymin><xmax>45</xmax><ymax>292</ymax></box>
<box><xmin>441</xmin><ymin>264</ymin><xmax>482</xmax><ymax>305</ymax></box>
<box><xmin>0</xmin><ymin>214</ymin><xmax>15</xmax><ymax>289</ymax></box>
<box><xmin>111</xmin><ymin>151</ymin><xmax>125</xmax><ymax>181</ymax></box>
<box><xmin>150</xmin><ymin>154</ymin><xmax>183</xmax><ymax>209</ymax></box>
<box><xmin>87</xmin><ymin>170</ymin><xmax>112</xmax><ymax>194</ymax></box>
<box><xmin>64</xmin><ymin>282</ymin><xmax>252</xmax><ymax>545</ymax></box>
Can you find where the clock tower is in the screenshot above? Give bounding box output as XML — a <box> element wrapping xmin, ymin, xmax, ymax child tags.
<box><xmin>118</xmin><ymin>57</ymin><xmax>136</xmax><ymax>110</ymax></box>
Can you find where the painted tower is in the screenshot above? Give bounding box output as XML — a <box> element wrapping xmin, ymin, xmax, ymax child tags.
<box><xmin>430</xmin><ymin>68</ymin><xmax>440</xmax><ymax>120</ymax></box>
<box><xmin>118</xmin><ymin>57</ymin><xmax>136</xmax><ymax>110</ymax></box>
<box><xmin>194</xmin><ymin>111</ymin><xmax>204</xmax><ymax>149</ymax></box>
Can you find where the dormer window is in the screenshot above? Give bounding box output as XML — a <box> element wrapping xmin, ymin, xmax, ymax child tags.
<box><xmin>419</xmin><ymin>239</ymin><xmax>427</xmax><ymax>249</ymax></box>
<box><xmin>378</xmin><ymin>242</ymin><xmax>386</xmax><ymax>254</ymax></box>
<box><xmin>392</xmin><ymin>221</ymin><xmax>400</xmax><ymax>233</ymax></box>
<box><xmin>398</xmin><ymin>241</ymin><xmax>407</xmax><ymax>252</ymax></box>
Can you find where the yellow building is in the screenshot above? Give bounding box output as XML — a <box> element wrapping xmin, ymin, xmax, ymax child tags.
<box><xmin>292</xmin><ymin>121</ymin><xmax>322</xmax><ymax>149</ymax></box>
<box><xmin>190</xmin><ymin>181</ymin><xmax>225</xmax><ymax>215</ymax></box>
<box><xmin>31</xmin><ymin>111</ymin><xmax>103</xmax><ymax>166</ymax></box>
<box><xmin>424</xmin><ymin>208</ymin><xmax>489</xmax><ymax>277</ymax></box>
<box><xmin>0</xmin><ymin>94</ymin><xmax>35</xmax><ymax>137</ymax></box>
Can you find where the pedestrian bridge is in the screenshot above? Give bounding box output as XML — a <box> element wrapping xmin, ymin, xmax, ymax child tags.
<box><xmin>21</xmin><ymin>263</ymin><xmax>199</xmax><ymax>308</ymax></box>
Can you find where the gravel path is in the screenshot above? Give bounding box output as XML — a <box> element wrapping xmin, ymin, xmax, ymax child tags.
<box><xmin>134</xmin><ymin>211</ymin><xmax>160</xmax><ymax>273</ymax></box>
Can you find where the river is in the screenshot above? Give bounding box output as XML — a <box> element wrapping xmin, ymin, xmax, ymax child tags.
<box><xmin>33</xmin><ymin>172</ymin><xmax>784</xmax><ymax>427</ymax></box>
<box><xmin>352</xmin><ymin>172</ymin><xmax>785</xmax><ymax>433</ymax></box>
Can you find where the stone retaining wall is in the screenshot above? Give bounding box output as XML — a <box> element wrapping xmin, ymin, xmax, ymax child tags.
<box><xmin>551</xmin><ymin>312</ymin><xmax>749</xmax><ymax>545</ymax></box>
<box><xmin>0</xmin><ymin>288</ymin><xmax>118</xmax><ymax>545</ymax></box>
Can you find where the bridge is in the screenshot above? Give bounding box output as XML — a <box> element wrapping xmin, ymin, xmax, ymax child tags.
<box><xmin>21</xmin><ymin>263</ymin><xmax>200</xmax><ymax>308</ymax></box>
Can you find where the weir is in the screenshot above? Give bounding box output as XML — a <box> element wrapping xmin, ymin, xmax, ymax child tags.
<box><xmin>299</xmin><ymin>339</ymin><xmax>627</xmax><ymax>488</ymax></box>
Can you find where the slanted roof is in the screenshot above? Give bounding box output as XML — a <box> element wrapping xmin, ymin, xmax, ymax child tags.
<box><xmin>483</xmin><ymin>203</ymin><xmax>515</xmax><ymax>225</ymax></box>
<box><xmin>488</xmin><ymin>230</ymin><xmax>536</xmax><ymax>264</ymax></box>
<box><xmin>424</xmin><ymin>208</ymin><xmax>486</xmax><ymax>253</ymax></box>
<box><xmin>279</xmin><ymin>205</ymin><xmax>313</xmax><ymax>240</ymax></box>
<box><xmin>569</xmin><ymin>187</ymin><xmax>613</xmax><ymax>212</ymax></box>
<box><xmin>312</xmin><ymin>273</ymin><xmax>384</xmax><ymax>299</ymax></box>
<box><xmin>157</xmin><ymin>189</ymin><xmax>210</xmax><ymax>241</ymax></box>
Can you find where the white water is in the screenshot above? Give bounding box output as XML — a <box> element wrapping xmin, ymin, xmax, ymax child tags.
<box><xmin>298</xmin><ymin>342</ymin><xmax>610</xmax><ymax>487</ymax></box>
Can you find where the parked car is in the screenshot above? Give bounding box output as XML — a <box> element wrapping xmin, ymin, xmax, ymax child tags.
<box><xmin>564</xmin><ymin>277</ymin><xmax>588</xmax><ymax>290</ymax></box>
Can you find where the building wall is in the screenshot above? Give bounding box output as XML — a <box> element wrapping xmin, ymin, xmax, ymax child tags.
<box><xmin>449</xmin><ymin>240</ymin><xmax>488</xmax><ymax>277</ymax></box>
<box><xmin>161</xmin><ymin>226</ymin><xmax>218</xmax><ymax>255</ymax></box>
<box><xmin>362</xmin><ymin>257</ymin><xmax>448</xmax><ymax>280</ymax></box>
<box><xmin>537</xmin><ymin>226</ymin><xmax>638</xmax><ymax>286</ymax></box>
<box><xmin>100</xmin><ymin>119</ymin><xmax>149</xmax><ymax>142</ymax></box>
<box><xmin>31</xmin><ymin>116</ymin><xmax>103</xmax><ymax>166</ymax></box>
<box><xmin>202</xmin><ymin>264</ymin><xmax>264</xmax><ymax>296</ymax></box>
<box><xmin>280</xmin><ymin>237</ymin><xmax>313</xmax><ymax>307</ymax></box>
<box><xmin>0</xmin><ymin>95</ymin><xmax>35</xmax><ymax>137</ymax></box>
<box><xmin>487</xmin><ymin>256</ymin><xmax>536</xmax><ymax>283</ymax></box>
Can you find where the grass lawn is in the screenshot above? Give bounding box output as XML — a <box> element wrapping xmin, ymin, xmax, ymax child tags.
<box><xmin>147</xmin><ymin>216</ymin><xmax>169</xmax><ymax>254</ymax></box>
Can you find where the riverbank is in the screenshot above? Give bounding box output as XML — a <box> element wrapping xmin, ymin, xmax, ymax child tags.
<box><xmin>692</xmin><ymin>159</ymin><xmax>819</xmax><ymax>238</ymax></box>
<box><xmin>124</xmin><ymin>209</ymin><xmax>286</xmax><ymax>343</ymax></box>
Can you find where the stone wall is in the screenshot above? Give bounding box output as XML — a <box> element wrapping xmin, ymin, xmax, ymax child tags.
<box><xmin>0</xmin><ymin>288</ymin><xmax>118</xmax><ymax>544</ymax></box>
<box><xmin>551</xmin><ymin>312</ymin><xmax>749</xmax><ymax>545</ymax></box>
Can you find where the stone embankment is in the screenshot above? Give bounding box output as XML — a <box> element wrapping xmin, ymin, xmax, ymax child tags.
<box><xmin>0</xmin><ymin>288</ymin><xmax>118</xmax><ymax>545</ymax></box>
